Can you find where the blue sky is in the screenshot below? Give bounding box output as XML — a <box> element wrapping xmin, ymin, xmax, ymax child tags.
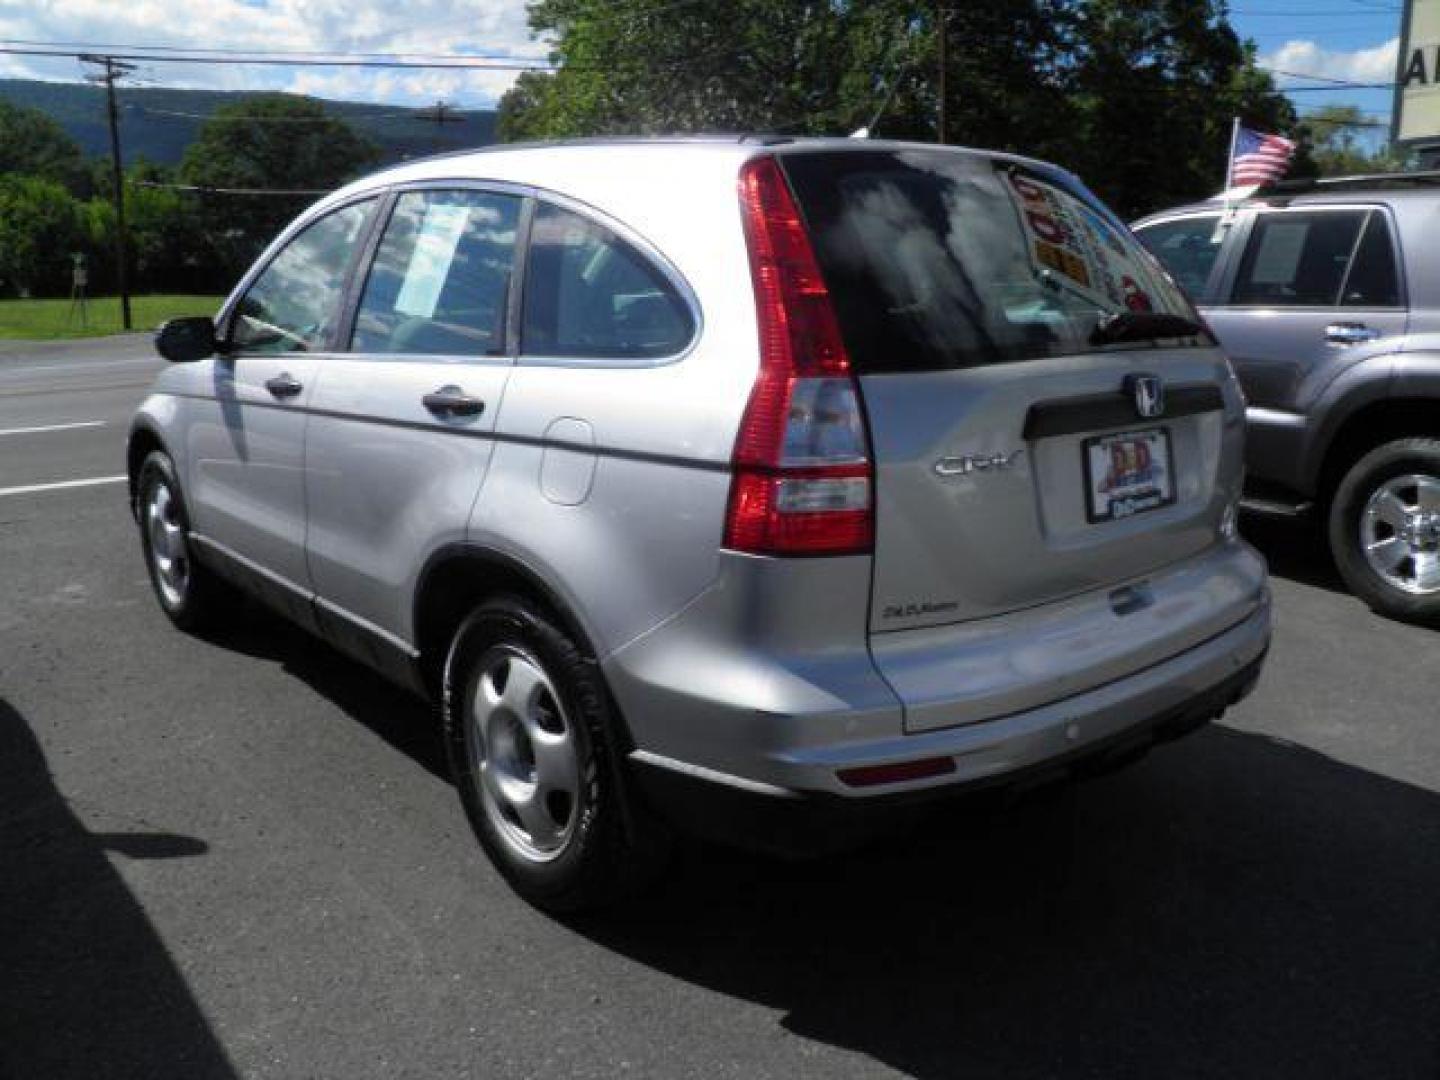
<box><xmin>0</xmin><ymin>0</ymin><xmax>1412</xmax><ymax>143</ymax></box>
<box><xmin>1236</xmin><ymin>0</ymin><xmax>1403</xmax><ymax>145</ymax></box>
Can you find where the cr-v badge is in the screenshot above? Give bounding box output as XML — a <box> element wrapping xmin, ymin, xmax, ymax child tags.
<box><xmin>933</xmin><ymin>449</ymin><xmax>1023</xmax><ymax>477</ymax></box>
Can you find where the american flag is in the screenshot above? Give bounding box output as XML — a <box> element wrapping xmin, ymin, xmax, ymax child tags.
<box><xmin>1230</xmin><ymin>126</ymin><xmax>1297</xmax><ymax>188</ymax></box>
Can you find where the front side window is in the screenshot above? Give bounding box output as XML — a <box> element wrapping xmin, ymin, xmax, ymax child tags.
<box><xmin>1134</xmin><ymin>215</ymin><xmax>1223</xmax><ymax>298</ymax></box>
<box><xmin>521</xmin><ymin>203</ymin><xmax>694</xmax><ymax>359</ymax></box>
<box><xmin>351</xmin><ymin>189</ymin><xmax>522</xmax><ymax>356</ymax></box>
<box><xmin>231</xmin><ymin>199</ymin><xmax>375</xmax><ymax>353</ymax></box>
<box><xmin>1230</xmin><ymin>210</ymin><xmax>1368</xmax><ymax>308</ymax></box>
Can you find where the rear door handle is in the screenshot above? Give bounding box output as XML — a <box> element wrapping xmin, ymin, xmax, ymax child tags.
<box><xmin>265</xmin><ymin>373</ymin><xmax>303</xmax><ymax>398</ymax></box>
<box><xmin>423</xmin><ymin>385</ymin><xmax>485</xmax><ymax>419</ymax></box>
<box><xmin>1325</xmin><ymin>322</ymin><xmax>1381</xmax><ymax>345</ymax></box>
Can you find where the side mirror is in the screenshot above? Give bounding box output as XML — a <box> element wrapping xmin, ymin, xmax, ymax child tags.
<box><xmin>155</xmin><ymin>316</ymin><xmax>219</xmax><ymax>363</ymax></box>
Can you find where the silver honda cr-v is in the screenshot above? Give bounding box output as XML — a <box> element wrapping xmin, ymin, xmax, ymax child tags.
<box><xmin>129</xmin><ymin>137</ymin><xmax>1271</xmax><ymax>911</ymax></box>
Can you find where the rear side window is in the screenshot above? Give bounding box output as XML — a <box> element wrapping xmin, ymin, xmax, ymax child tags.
<box><xmin>1342</xmin><ymin>213</ymin><xmax>1401</xmax><ymax>308</ymax></box>
<box><xmin>231</xmin><ymin>199</ymin><xmax>375</xmax><ymax>353</ymax></box>
<box><xmin>1230</xmin><ymin>210</ymin><xmax>1368</xmax><ymax>307</ymax></box>
<box><xmin>520</xmin><ymin>203</ymin><xmax>693</xmax><ymax>359</ymax></box>
<box><xmin>778</xmin><ymin>150</ymin><xmax>1198</xmax><ymax>374</ymax></box>
<box><xmin>1134</xmin><ymin>215</ymin><xmax>1222</xmax><ymax>298</ymax></box>
<box><xmin>352</xmin><ymin>189</ymin><xmax>522</xmax><ymax>356</ymax></box>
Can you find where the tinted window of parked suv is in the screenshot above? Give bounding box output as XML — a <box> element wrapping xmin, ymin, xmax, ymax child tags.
<box><xmin>1341</xmin><ymin>212</ymin><xmax>1400</xmax><ymax>307</ymax></box>
<box><xmin>520</xmin><ymin>202</ymin><xmax>693</xmax><ymax>359</ymax></box>
<box><xmin>779</xmin><ymin>150</ymin><xmax>1198</xmax><ymax>373</ymax></box>
<box><xmin>1230</xmin><ymin>210</ymin><xmax>1368</xmax><ymax>307</ymax></box>
<box><xmin>351</xmin><ymin>190</ymin><xmax>522</xmax><ymax>356</ymax></box>
<box><xmin>230</xmin><ymin>199</ymin><xmax>375</xmax><ymax>353</ymax></box>
<box><xmin>1133</xmin><ymin>215</ymin><xmax>1222</xmax><ymax>297</ymax></box>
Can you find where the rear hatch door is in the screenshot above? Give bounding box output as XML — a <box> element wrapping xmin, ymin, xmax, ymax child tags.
<box><xmin>779</xmin><ymin>148</ymin><xmax>1241</xmax><ymax>635</ymax></box>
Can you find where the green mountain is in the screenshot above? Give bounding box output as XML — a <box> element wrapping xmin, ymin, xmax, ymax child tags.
<box><xmin>0</xmin><ymin>78</ymin><xmax>497</xmax><ymax>167</ymax></box>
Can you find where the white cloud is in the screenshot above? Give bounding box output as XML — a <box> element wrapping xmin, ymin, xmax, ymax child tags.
<box><xmin>0</xmin><ymin>0</ymin><xmax>548</xmax><ymax>106</ymax></box>
<box><xmin>1259</xmin><ymin>37</ymin><xmax>1399</xmax><ymax>86</ymax></box>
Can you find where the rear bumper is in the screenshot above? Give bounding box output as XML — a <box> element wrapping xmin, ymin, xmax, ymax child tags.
<box><xmin>633</xmin><ymin>642</ymin><xmax>1266</xmax><ymax>854</ymax></box>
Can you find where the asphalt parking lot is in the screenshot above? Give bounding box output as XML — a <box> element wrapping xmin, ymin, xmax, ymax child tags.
<box><xmin>2</xmin><ymin>336</ymin><xmax>1438</xmax><ymax>1080</ymax></box>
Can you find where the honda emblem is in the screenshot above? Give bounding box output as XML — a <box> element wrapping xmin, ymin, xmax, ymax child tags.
<box><xmin>1126</xmin><ymin>374</ymin><xmax>1165</xmax><ymax>420</ymax></box>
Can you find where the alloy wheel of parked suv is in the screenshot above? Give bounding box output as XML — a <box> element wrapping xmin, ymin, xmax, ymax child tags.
<box><xmin>1330</xmin><ymin>438</ymin><xmax>1440</xmax><ymax>622</ymax></box>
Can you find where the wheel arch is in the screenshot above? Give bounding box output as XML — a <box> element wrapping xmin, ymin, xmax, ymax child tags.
<box><xmin>125</xmin><ymin>421</ymin><xmax>169</xmax><ymax>521</ymax></box>
<box><xmin>1314</xmin><ymin>396</ymin><xmax>1440</xmax><ymax>507</ymax></box>
<box><xmin>412</xmin><ymin>544</ymin><xmax>605</xmax><ymax>703</ymax></box>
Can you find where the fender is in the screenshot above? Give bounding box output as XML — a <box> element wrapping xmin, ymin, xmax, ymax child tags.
<box><xmin>1294</xmin><ymin>354</ymin><xmax>1399</xmax><ymax>495</ymax></box>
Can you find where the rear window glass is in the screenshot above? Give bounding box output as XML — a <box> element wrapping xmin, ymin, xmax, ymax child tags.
<box><xmin>1231</xmin><ymin>210</ymin><xmax>1366</xmax><ymax>307</ymax></box>
<box><xmin>521</xmin><ymin>203</ymin><xmax>694</xmax><ymax>359</ymax></box>
<box><xmin>1342</xmin><ymin>213</ymin><xmax>1401</xmax><ymax>308</ymax></box>
<box><xmin>1134</xmin><ymin>216</ymin><xmax>1223</xmax><ymax>298</ymax></box>
<box><xmin>779</xmin><ymin>150</ymin><xmax>1199</xmax><ymax>373</ymax></box>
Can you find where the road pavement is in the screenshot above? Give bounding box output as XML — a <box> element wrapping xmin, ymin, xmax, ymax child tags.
<box><xmin>2</xmin><ymin>338</ymin><xmax>1437</xmax><ymax>1079</ymax></box>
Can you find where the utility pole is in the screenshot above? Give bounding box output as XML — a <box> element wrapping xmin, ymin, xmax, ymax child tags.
<box><xmin>936</xmin><ymin>2</ymin><xmax>948</xmax><ymax>145</ymax></box>
<box><xmin>416</xmin><ymin>99</ymin><xmax>464</xmax><ymax>129</ymax></box>
<box><xmin>82</xmin><ymin>55</ymin><xmax>135</xmax><ymax>331</ymax></box>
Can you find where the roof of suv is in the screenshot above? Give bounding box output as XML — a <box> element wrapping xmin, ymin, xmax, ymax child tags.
<box><xmin>326</xmin><ymin>135</ymin><xmax>1072</xmax><ymax>205</ymax></box>
<box><xmin>1136</xmin><ymin>171</ymin><xmax>1440</xmax><ymax>224</ymax></box>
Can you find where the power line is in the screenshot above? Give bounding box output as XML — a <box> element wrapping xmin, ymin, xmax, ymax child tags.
<box><xmin>0</xmin><ymin>44</ymin><xmax>554</xmax><ymax>71</ymax></box>
<box><xmin>0</xmin><ymin>37</ymin><xmax>552</xmax><ymax>66</ymax></box>
<box><xmin>135</xmin><ymin>182</ymin><xmax>331</xmax><ymax>197</ymax></box>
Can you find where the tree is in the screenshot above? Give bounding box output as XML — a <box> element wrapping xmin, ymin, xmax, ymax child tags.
<box><xmin>178</xmin><ymin>95</ymin><xmax>378</xmax><ymax>278</ymax></box>
<box><xmin>1060</xmin><ymin>0</ymin><xmax>1304</xmax><ymax>217</ymax></box>
<box><xmin>497</xmin><ymin>0</ymin><xmax>1301</xmax><ymax>217</ymax></box>
<box><xmin>0</xmin><ymin>100</ymin><xmax>87</xmax><ymax>193</ymax></box>
<box><xmin>500</xmin><ymin>0</ymin><xmax>918</xmax><ymax>138</ymax></box>
<box><xmin>0</xmin><ymin>176</ymin><xmax>82</xmax><ymax>297</ymax></box>
<box><xmin>1300</xmin><ymin>104</ymin><xmax>1411</xmax><ymax>177</ymax></box>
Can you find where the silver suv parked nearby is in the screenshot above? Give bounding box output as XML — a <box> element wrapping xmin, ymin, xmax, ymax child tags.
<box><xmin>1136</xmin><ymin>175</ymin><xmax>1440</xmax><ymax>621</ymax></box>
<box><xmin>130</xmin><ymin>138</ymin><xmax>1270</xmax><ymax>911</ymax></box>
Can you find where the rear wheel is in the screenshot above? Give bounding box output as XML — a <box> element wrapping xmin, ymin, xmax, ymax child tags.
<box><xmin>1329</xmin><ymin>437</ymin><xmax>1440</xmax><ymax>622</ymax></box>
<box><xmin>136</xmin><ymin>450</ymin><xmax>225</xmax><ymax>632</ymax></box>
<box><xmin>442</xmin><ymin>596</ymin><xmax>669</xmax><ymax>912</ymax></box>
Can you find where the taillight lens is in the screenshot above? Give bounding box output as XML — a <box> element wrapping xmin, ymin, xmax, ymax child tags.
<box><xmin>726</xmin><ymin>156</ymin><xmax>874</xmax><ymax>557</ymax></box>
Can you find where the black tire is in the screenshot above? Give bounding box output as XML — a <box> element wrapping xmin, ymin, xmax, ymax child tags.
<box><xmin>1329</xmin><ymin>437</ymin><xmax>1440</xmax><ymax>623</ymax></box>
<box><xmin>442</xmin><ymin>596</ymin><xmax>670</xmax><ymax>913</ymax></box>
<box><xmin>135</xmin><ymin>450</ymin><xmax>226</xmax><ymax>632</ymax></box>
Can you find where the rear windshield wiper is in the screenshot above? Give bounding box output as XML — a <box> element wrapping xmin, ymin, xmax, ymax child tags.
<box><xmin>1089</xmin><ymin>310</ymin><xmax>1210</xmax><ymax>347</ymax></box>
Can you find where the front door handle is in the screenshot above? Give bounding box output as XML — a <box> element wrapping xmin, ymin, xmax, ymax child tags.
<box><xmin>265</xmin><ymin>373</ymin><xmax>303</xmax><ymax>398</ymax></box>
<box><xmin>1325</xmin><ymin>322</ymin><xmax>1381</xmax><ymax>346</ymax></box>
<box><xmin>423</xmin><ymin>385</ymin><xmax>485</xmax><ymax>419</ymax></box>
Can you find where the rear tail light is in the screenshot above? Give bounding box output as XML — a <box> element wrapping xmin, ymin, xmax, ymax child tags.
<box><xmin>725</xmin><ymin>155</ymin><xmax>874</xmax><ymax>557</ymax></box>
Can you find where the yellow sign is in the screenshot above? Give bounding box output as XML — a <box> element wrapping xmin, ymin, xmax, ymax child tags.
<box><xmin>1396</xmin><ymin>0</ymin><xmax>1440</xmax><ymax>145</ymax></box>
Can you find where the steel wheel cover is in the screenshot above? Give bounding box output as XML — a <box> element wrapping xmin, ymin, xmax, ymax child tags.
<box><xmin>466</xmin><ymin>645</ymin><xmax>582</xmax><ymax>863</ymax></box>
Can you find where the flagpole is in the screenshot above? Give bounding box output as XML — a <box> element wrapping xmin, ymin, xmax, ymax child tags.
<box><xmin>1220</xmin><ymin>116</ymin><xmax>1241</xmax><ymax>230</ymax></box>
<box><xmin>1225</xmin><ymin>116</ymin><xmax>1240</xmax><ymax>196</ymax></box>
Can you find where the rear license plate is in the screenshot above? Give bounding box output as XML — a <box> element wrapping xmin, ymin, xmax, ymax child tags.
<box><xmin>1083</xmin><ymin>428</ymin><xmax>1175</xmax><ymax>523</ymax></box>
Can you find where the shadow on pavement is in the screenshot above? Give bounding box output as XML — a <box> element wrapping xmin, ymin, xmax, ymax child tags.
<box><xmin>188</xmin><ymin>604</ymin><xmax>1440</xmax><ymax>1077</ymax></box>
<box><xmin>1240</xmin><ymin>513</ymin><xmax>1347</xmax><ymax>595</ymax></box>
<box><xmin>194</xmin><ymin>604</ymin><xmax>449</xmax><ymax>782</ymax></box>
<box><xmin>578</xmin><ymin>726</ymin><xmax>1440</xmax><ymax>1078</ymax></box>
<box><xmin>0</xmin><ymin>699</ymin><xmax>237</xmax><ymax>1080</ymax></box>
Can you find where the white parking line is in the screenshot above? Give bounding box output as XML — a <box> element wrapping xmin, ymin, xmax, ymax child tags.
<box><xmin>0</xmin><ymin>475</ymin><xmax>127</xmax><ymax>498</ymax></box>
<box><xmin>0</xmin><ymin>420</ymin><xmax>106</xmax><ymax>437</ymax></box>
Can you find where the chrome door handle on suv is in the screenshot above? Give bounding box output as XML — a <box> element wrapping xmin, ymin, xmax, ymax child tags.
<box><xmin>265</xmin><ymin>373</ymin><xmax>304</xmax><ymax>398</ymax></box>
<box><xmin>422</xmin><ymin>385</ymin><xmax>486</xmax><ymax>419</ymax></box>
<box><xmin>1325</xmin><ymin>322</ymin><xmax>1381</xmax><ymax>346</ymax></box>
